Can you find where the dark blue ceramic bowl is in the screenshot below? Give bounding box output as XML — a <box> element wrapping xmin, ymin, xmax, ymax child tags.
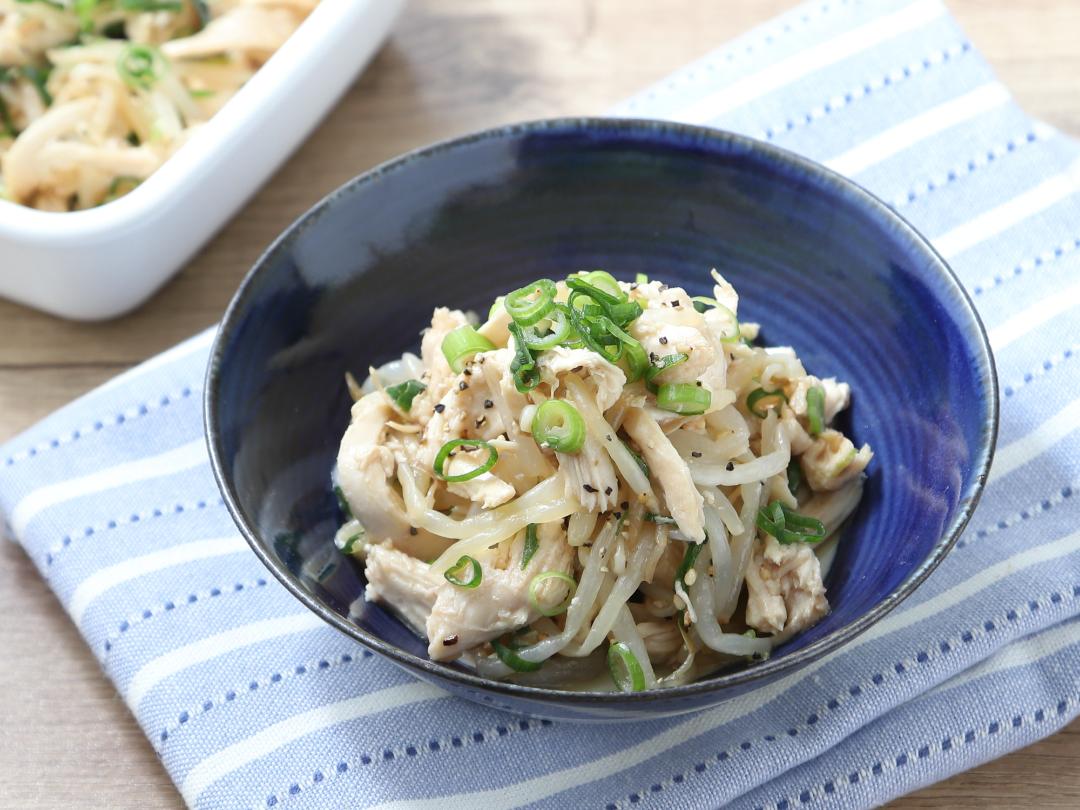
<box><xmin>205</xmin><ymin>118</ymin><xmax>997</xmax><ymax>720</ymax></box>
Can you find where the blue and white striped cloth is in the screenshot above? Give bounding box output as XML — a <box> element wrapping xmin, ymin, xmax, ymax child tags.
<box><xmin>4</xmin><ymin>1</ymin><xmax>1080</xmax><ymax>807</ymax></box>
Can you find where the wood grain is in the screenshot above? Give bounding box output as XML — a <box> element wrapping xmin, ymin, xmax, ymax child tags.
<box><xmin>1</xmin><ymin>1</ymin><xmax>1077</xmax><ymax>807</ymax></box>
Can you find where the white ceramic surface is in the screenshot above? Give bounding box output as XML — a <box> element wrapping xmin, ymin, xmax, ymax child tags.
<box><xmin>0</xmin><ymin>0</ymin><xmax>405</xmax><ymax>321</ymax></box>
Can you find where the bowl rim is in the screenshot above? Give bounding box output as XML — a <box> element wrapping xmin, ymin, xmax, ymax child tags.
<box><xmin>205</xmin><ymin>115</ymin><xmax>999</xmax><ymax>705</ymax></box>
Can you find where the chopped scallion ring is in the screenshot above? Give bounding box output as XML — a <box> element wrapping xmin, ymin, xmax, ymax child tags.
<box><xmin>746</xmin><ymin>387</ymin><xmax>788</xmax><ymax>419</ymax></box>
<box><xmin>493</xmin><ymin>638</ymin><xmax>543</xmax><ymax>672</ymax></box>
<box><xmin>444</xmin><ymin>555</ymin><xmax>483</xmax><ymax>588</ymax></box>
<box><xmin>756</xmin><ymin>500</ymin><xmax>826</xmax><ymax>545</ymax></box>
<box><xmin>117</xmin><ymin>44</ymin><xmax>163</xmax><ymax>90</ymax></box>
<box><xmin>691</xmin><ymin>295</ymin><xmax>717</xmax><ymax>313</ymax></box>
<box><xmin>656</xmin><ymin>382</ymin><xmax>712</xmax><ymax>415</ymax></box>
<box><xmin>441</xmin><ymin>325</ymin><xmax>495</xmax><ymax>373</ymax></box>
<box><xmin>635</xmin><ymin>272</ymin><xmax>649</xmax><ymax>284</ymax></box>
<box><xmin>528</xmin><ymin>571</ymin><xmax>577</xmax><ymax>616</ymax></box>
<box><xmin>575</xmin><ymin>270</ymin><xmax>625</xmax><ymax>301</ymax></box>
<box><xmin>504</xmin><ymin>279</ymin><xmax>557</xmax><ymax>326</ymax></box>
<box><xmin>520</xmin><ymin>523</ymin><xmax>540</xmax><ymax>569</ymax></box>
<box><xmin>711</xmin><ymin>303</ymin><xmax>742</xmax><ymax>343</ymax></box>
<box><xmin>341</xmin><ymin>532</ymin><xmax>365</xmax><ymax>555</ymax></box>
<box><xmin>433</xmin><ymin>439</ymin><xmax>498</xmax><ymax>482</ymax></box>
<box><xmin>507</xmin><ymin>322</ymin><xmax>541</xmax><ymax>392</ymax></box>
<box><xmin>787</xmin><ymin>458</ymin><xmax>803</xmax><ymax>496</ymax></box>
<box><xmin>607</xmin><ymin>641</ymin><xmax>646</xmax><ymax>692</ymax></box>
<box><xmin>807</xmin><ymin>385</ymin><xmax>825</xmax><ymax>436</ymax></box>
<box><xmin>532</xmin><ymin>400</ymin><xmax>586</xmax><ymax>453</ymax></box>
<box><xmin>645</xmin><ymin>352</ymin><xmax>689</xmax><ymax>392</ymax></box>
<box><xmin>385</xmin><ymin>379</ymin><xmax>426</xmax><ymax>412</ymax></box>
<box><xmin>521</xmin><ymin>305</ymin><xmax>573</xmax><ymax>350</ymax></box>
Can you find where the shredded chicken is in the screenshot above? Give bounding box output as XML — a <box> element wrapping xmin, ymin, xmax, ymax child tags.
<box><xmin>623</xmin><ymin>407</ymin><xmax>706</xmax><ymax>542</ymax></box>
<box><xmin>745</xmin><ymin>536</ymin><xmax>829</xmax><ymax>635</ymax></box>
<box><xmin>363</xmin><ymin>542</ymin><xmax>441</xmax><ymax>636</ymax></box>
<box><xmin>802</xmin><ymin>428</ymin><xmax>874</xmax><ymax>492</ymax></box>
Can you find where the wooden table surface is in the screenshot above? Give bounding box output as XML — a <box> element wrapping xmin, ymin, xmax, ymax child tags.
<box><xmin>1</xmin><ymin>1</ymin><xmax>1078</xmax><ymax>807</ymax></box>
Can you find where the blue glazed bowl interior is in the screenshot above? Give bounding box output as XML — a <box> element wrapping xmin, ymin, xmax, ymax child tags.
<box><xmin>206</xmin><ymin>118</ymin><xmax>995</xmax><ymax>711</ymax></box>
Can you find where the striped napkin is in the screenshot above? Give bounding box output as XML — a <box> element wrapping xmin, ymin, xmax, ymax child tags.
<box><xmin>4</xmin><ymin>0</ymin><xmax>1080</xmax><ymax>807</ymax></box>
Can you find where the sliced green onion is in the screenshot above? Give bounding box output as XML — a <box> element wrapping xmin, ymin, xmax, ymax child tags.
<box><xmin>18</xmin><ymin>65</ymin><xmax>53</xmax><ymax>107</ymax></box>
<box><xmin>644</xmin><ymin>513</ymin><xmax>677</xmax><ymax>525</ymax></box>
<box><xmin>433</xmin><ymin>439</ymin><xmax>498</xmax><ymax>482</ymax></box>
<box><xmin>102</xmin><ymin>175</ymin><xmax>140</xmax><ymax>204</ymax></box>
<box><xmin>756</xmin><ymin>500</ymin><xmax>826</xmax><ymax>545</ymax></box>
<box><xmin>189</xmin><ymin>88</ymin><xmax>216</xmax><ymax>99</ymax></box>
<box><xmin>691</xmin><ymin>295</ymin><xmax>717</xmax><ymax>314</ymax></box>
<box><xmin>576</xmin><ymin>270</ymin><xmax>625</xmax><ymax>301</ymax></box>
<box><xmin>645</xmin><ymin>352</ymin><xmax>689</xmax><ymax>392</ymax></box>
<box><xmin>607</xmin><ymin>641</ymin><xmax>646</xmax><ymax>692</ymax></box>
<box><xmin>532</xmin><ymin>400</ymin><xmax>586</xmax><ymax>453</ymax></box>
<box><xmin>118</xmin><ymin>45</ymin><xmax>163</xmax><ymax>90</ymax></box>
<box><xmin>70</xmin><ymin>0</ymin><xmax>97</xmax><ymax>30</ymax></box>
<box><xmin>528</xmin><ymin>571</ymin><xmax>577</xmax><ymax>616</ymax></box>
<box><xmin>341</xmin><ymin>531</ymin><xmax>365</xmax><ymax>555</ymax></box>
<box><xmin>385</xmin><ymin>379</ymin><xmax>426</xmax><ymax>412</ymax></box>
<box><xmin>656</xmin><ymin>382</ymin><xmax>712</xmax><ymax>415</ymax></box>
<box><xmin>520</xmin><ymin>523</ymin><xmax>539</xmax><ymax>570</ymax></box>
<box><xmin>333</xmin><ymin>485</ymin><xmax>353</xmax><ymax>520</ymax></box>
<box><xmin>444</xmin><ymin>555</ymin><xmax>482</xmax><ymax>588</ymax></box>
<box><xmin>507</xmin><ymin>321</ymin><xmax>540</xmax><ymax>392</ymax></box>
<box><xmin>746</xmin><ymin>387</ymin><xmax>788</xmax><ymax>419</ymax></box>
<box><xmin>807</xmin><ymin>385</ymin><xmax>825</xmax><ymax>436</ymax></box>
<box><xmin>635</xmin><ymin>272</ymin><xmax>649</xmax><ymax>284</ymax></box>
<box><xmin>566</xmin><ymin>303</ymin><xmax>621</xmax><ymax>363</ymax></box>
<box><xmin>0</xmin><ymin>93</ymin><xmax>14</xmax><ymax>138</ymax></box>
<box><xmin>520</xmin><ymin>305</ymin><xmax>573</xmax><ymax>350</ymax></box>
<box><xmin>441</xmin><ymin>325</ymin><xmax>495</xmax><ymax>373</ymax></box>
<box><xmin>711</xmin><ymin>303</ymin><xmax>742</xmax><ymax>343</ymax></box>
<box><xmin>504</xmin><ymin>278</ymin><xmax>557</xmax><ymax>326</ymax></box>
<box><xmin>606</xmin><ymin>300</ymin><xmax>643</xmax><ymax>328</ymax></box>
<box><xmin>493</xmin><ymin>638</ymin><xmax>543</xmax><ymax>672</ymax></box>
<box><xmin>620</xmin><ymin>336</ymin><xmax>650</xmax><ymax>384</ymax></box>
<box><xmin>787</xmin><ymin>458</ymin><xmax>803</xmax><ymax>496</ymax></box>
<box><xmin>622</xmin><ymin>440</ymin><xmax>650</xmax><ymax>479</ymax></box>
<box><xmin>566</xmin><ymin>275</ymin><xmax>624</xmax><ymax>308</ymax></box>
<box><xmin>120</xmin><ymin>0</ymin><xmax>182</xmax><ymax>10</ymax></box>
<box><xmin>675</xmin><ymin>540</ymin><xmax>704</xmax><ymax>587</ymax></box>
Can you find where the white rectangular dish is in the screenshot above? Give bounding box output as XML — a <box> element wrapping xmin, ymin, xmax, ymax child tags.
<box><xmin>0</xmin><ymin>0</ymin><xmax>405</xmax><ymax>321</ymax></box>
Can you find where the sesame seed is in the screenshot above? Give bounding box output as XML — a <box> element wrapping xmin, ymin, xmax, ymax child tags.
<box><xmin>671</xmin><ymin>300</ymin><xmax>680</xmax><ymax>308</ymax></box>
<box><xmin>659</xmin><ymin>336</ymin><xmax>668</xmax><ymax>345</ymax></box>
<box><xmin>691</xmin><ymin>451</ymin><xmax>702</xmax><ymax>458</ymax></box>
<box><xmin>459</xmin><ymin>382</ymin><xmax>469</xmax><ymax>391</ymax></box>
<box><xmin>409</xmin><ymin>527</ymin><xmax>418</xmax><ymax>536</ymax></box>
<box><xmin>621</xmin><ymin>501</ymin><xmax>630</xmax><ymax>510</ymax></box>
<box><xmin>434</xmin><ymin>403</ymin><xmax>445</xmax><ymax>414</ymax></box>
<box><xmin>484</xmin><ymin>399</ymin><xmax>493</xmax><ymax>409</ymax></box>
<box><xmin>583</xmin><ymin>484</ymin><xmax>598</xmax><ymax>493</ymax></box>
<box><xmin>443</xmin><ymin>635</ymin><xmax>459</xmax><ymax>646</ymax></box>
<box><xmin>604</xmin><ymin>486</ymin><xmax>613</xmax><ymax>495</ymax></box>
<box><xmin>726</xmin><ymin>461</ymin><xmax>735</xmax><ymax>471</ymax></box>
<box><xmin>463</xmin><ymin>368</ymin><xmax>472</xmax><ymax>376</ymax></box>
